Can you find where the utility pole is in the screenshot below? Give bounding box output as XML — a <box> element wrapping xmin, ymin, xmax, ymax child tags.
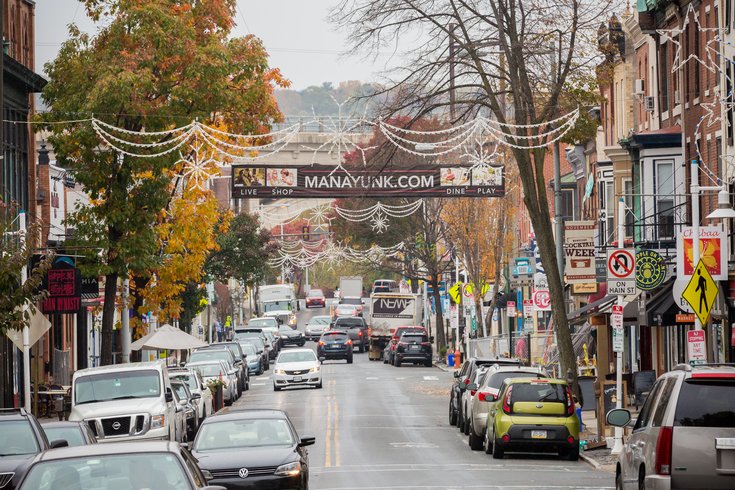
<box><xmin>121</xmin><ymin>278</ymin><xmax>130</xmax><ymax>363</ymax></box>
<box><xmin>19</xmin><ymin>211</ymin><xmax>31</xmax><ymax>411</ymax></box>
<box><xmin>611</xmin><ymin>198</ymin><xmax>625</xmax><ymax>455</ymax></box>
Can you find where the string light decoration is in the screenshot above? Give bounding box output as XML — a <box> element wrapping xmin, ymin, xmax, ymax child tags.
<box><xmin>268</xmin><ymin>239</ymin><xmax>406</xmax><ymax>269</ymax></box>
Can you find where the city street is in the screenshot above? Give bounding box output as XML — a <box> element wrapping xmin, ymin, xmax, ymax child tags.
<box><xmin>229</xmin><ymin>305</ymin><xmax>614</xmax><ymax>490</ymax></box>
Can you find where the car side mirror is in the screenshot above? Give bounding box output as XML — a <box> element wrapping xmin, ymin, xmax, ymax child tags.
<box><xmin>175</xmin><ymin>404</ymin><xmax>183</xmax><ymax>413</ymax></box>
<box><xmin>49</xmin><ymin>439</ymin><xmax>69</xmax><ymax>449</ymax></box>
<box><xmin>490</xmin><ymin>393</ymin><xmax>498</xmax><ymax>401</ymax></box>
<box><xmin>453</xmin><ymin>371</ymin><xmax>460</xmax><ymax>378</ymax></box>
<box><xmin>430</xmin><ymin>336</ymin><xmax>435</xmax><ymax>343</ymax></box>
<box><xmin>299</xmin><ymin>435</ymin><xmax>316</xmax><ymax>447</ymax></box>
<box><xmin>319</xmin><ymin>356</ymin><xmax>326</xmax><ymax>363</ymax></box>
<box><xmin>606</xmin><ymin>408</ymin><xmax>632</xmax><ymax>427</ymax></box>
<box><xmin>191</xmin><ymin>392</ymin><xmax>202</xmax><ymax>400</ymax></box>
<box><xmin>466</xmin><ymin>383</ymin><xmax>478</xmax><ymax>391</ymax></box>
<box><xmin>165</xmin><ymin>389</ymin><xmax>174</xmax><ymax>403</ymax></box>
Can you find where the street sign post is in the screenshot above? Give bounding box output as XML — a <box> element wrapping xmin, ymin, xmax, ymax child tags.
<box><xmin>607</xmin><ymin>249</ymin><xmax>637</xmax><ymax>295</ymax></box>
<box><xmin>682</xmin><ymin>259</ymin><xmax>718</xmax><ymax>326</ymax></box>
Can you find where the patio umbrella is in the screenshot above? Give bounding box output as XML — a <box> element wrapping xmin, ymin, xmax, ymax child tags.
<box><xmin>130</xmin><ymin>324</ymin><xmax>207</xmax><ymax>351</ymax></box>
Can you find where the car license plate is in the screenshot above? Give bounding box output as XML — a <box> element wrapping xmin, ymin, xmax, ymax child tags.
<box><xmin>410</xmin><ymin>345</ymin><xmax>420</xmax><ymax>351</ymax></box>
<box><xmin>531</xmin><ymin>430</ymin><xmax>547</xmax><ymax>439</ymax></box>
<box><xmin>293</xmin><ymin>376</ymin><xmax>302</xmax><ymax>382</ymax></box>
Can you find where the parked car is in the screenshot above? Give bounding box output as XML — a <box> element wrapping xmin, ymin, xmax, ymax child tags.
<box><xmin>188</xmin><ymin>348</ymin><xmax>243</xmax><ymax>398</ymax></box>
<box><xmin>459</xmin><ymin>365</ymin><xmax>492</xmax><ymax>435</ymax></box>
<box><xmin>485</xmin><ymin>378</ymin><xmax>580</xmax><ymax>460</ymax></box>
<box><xmin>331</xmin><ymin>316</ymin><xmax>369</xmax><ymax>353</ymax></box>
<box><xmin>169</xmin><ymin>367</ymin><xmax>214</xmax><ymax>423</ymax></box>
<box><xmin>236</xmin><ymin>328</ymin><xmax>277</xmax><ymax>360</ymax></box>
<box><xmin>385</xmin><ymin>326</ymin><xmax>428</xmax><ymax>365</ymax></box>
<box><xmin>317</xmin><ymin>331</ymin><xmax>354</xmax><ymax>364</ymax></box>
<box><xmin>465</xmin><ymin>365</ymin><xmax>547</xmax><ymax>450</ymax></box>
<box><xmin>192</xmin><ymin>408</ymin><xmax>314</xmax><ymax>489</ymax></box>
<box><xmin>393</xmin><ymin>332</ymin><xmax>433</xmax><ymax>367</ymax></box>
<box><xmin>188</xmin><ymin>360</ymin><xmax>238</xmax><ymax>406</ymax></box>
<box><xmin>0</xmin><ymin>408</ymin><xmax>68</xmax><ymax>490</ymax></box>
<box><xmin>239</xmin><ymin>342</ymin><xmax>265</xmax><ymax>375</ymax></box>
<box><xmin>171</xmin><ymin>379</ymin><xmax>199</xmax><ymax>442</ymax></box>
<box><xmin>42</xmin><ymin>421</ymin><xmax>97</xmax><ymax>447</ymax></box>
<box><xmin>279</xmin><ymin>324</ymin><xmax>306</xmax><ymax>346</ymax></box>
<box><xmin>339</xmin><ymin>296</ymin><xmax>364</xmax><ymax>316</ymax></box>
<box><xmin>305</xmin><ymin>315</ymin><xmax>332</xmax><ymax>340</ymax></box>
<box><xmin>15</xmin><ymin>441</ymin><xmax>225</xmax><ymax>490</ymax></box>
<box><xmin>196</xmin><ymin>342</ymin><xmax>250</xmax><ymax>393</ymax></box>
<box><xmin>240</xmin><ymin>317</ymin><xmax>279</xmax><ymax>330</ymax></box>
<box><xmin>69</xmin><ymin>361</ymin><xmax>177</xmax><ymax>442</ymax></box>
<box><xmin>607</xmin><ymin>363</ymin><xmax>735</xmax><ymax>489</ymax></box>
<box><xmin>372</xmin><ymin>279</ymin><xmax>399</xmax><ymax>293</ymax></box>
<box><xmin>305</xmin><ymin>288</ymin><xmax>326</xmax><ymax>308</ymax></box>
<box><xmin>235</xmin><ymin>335</ymin><xmax>270</xmax><ymax>370</ymax></box>
<box><xmin>449</xmin><ymin>357</ymin><xmax>522</xmax><ymax>427</ymax></box>
<box><xmin>273</xmin><ymin>348</ymin><xmax>323</xmax><ymax>390</ymax></box>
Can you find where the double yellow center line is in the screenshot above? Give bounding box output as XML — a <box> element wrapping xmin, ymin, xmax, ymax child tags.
<box><xmin>324</xmin><ymin>379</ymin><xmax>340</xmax><ymax>467</ymax></box>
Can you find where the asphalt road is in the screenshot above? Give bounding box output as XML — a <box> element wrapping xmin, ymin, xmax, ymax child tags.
<box><xmin>232</xmin><ymin>303</ymin><xmax>614</xmax><ymax>489</ymax></box>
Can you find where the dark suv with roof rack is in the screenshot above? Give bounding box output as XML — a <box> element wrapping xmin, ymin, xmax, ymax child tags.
<box><xmin>0</xmin><ymin>408</ymin><xmax>69</xmax><ymax>490</ymax></box>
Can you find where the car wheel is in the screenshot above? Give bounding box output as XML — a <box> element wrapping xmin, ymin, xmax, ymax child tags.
<box><xmin>492</xmin><ymin>436</ymin><xmax>504</xmax><ymax>459</ymax></box>
<box><xmin>456</xmin><ymin>403</ymin><xmax>463</xmax><ymax>428</ymax></box>
<box><xmin>449</xmin><ymin>400</ymin><xmax>458</xmax><ymax>426</ymax></box>
<box><xmin>395</xmin><ymin>358</ymin><xmax>401</xmax><ymax>367</ymax></box>
<box><xmin>347</xmin><ymin>355</ymin><xmax>353</xmax><ymax>364</ymax></box>
<box><xmin>562</xmin><ymin>446</ymin><xmax>579</xmax><ymax>461</ymax></box>
<box><xmin>638</xmin><ymin>466</ymin><xmax>646</xmax><ymax>490</ymax></box>
<box><xmin>463</xmin><ymin>415</ymin><xmax>470</xmax><ymax>435</ymax></box>
<box><xmin>274</xmin><ymin>384</ymin><xmax>281</xmax><ymax>392</ymax></box>
<box><xmin>359</xmin><ymin>344</ymin><xmax>365</xmax><ymax>353</ymax></box>
<box><xmin>316</xmin><ymin>381</ymin><xmax>323</xmax><ymax>389</ymax></box>
<box><xmin>424</xmin><ymin>359</ymin><xmax>432</xmax><ymax>368</ymax></box>
<box><xmin>468</xmin><ymin>424</ymin><xmax>483</xmax><ymax>450</ymax></box>
<box><xmin>615</xmin><ymin>470</ymin><xmax>623</xmax><ymax>490</ymax></box>
<box><xmin>483</xmin><ymin>429</ymin><xmax>493</xmax><ymax>454</ymax></box>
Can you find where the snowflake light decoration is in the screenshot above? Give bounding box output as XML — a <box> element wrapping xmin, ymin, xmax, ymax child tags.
<box><xmin>370</xmin><ymin>212</ymin><xmax>390</xmax><ymax>234</ymax></box>
<box><xmin>179</xmin><ymin>139</ymin><xmax>220</xmax><ymax>191</ymax></box>
<box><xmin>281</xmin><ymin>264</ymin><xmax>294</xmax><ymax>279</ymax></box>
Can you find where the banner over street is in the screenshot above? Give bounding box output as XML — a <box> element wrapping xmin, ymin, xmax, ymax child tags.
<box><xmin>231</xmin><ymin>164</ymin><xmax>504</xmax><ymax>198</ymax></box>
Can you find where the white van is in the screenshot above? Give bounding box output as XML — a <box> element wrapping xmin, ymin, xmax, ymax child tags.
<box><xmin>372</xmin><ymin>279</ymin><xmax>399</xmax><ymax>294</ymax></box>
<box><xmin>69</xmin><ymin>361</ymin><xmax>177</xmax><ymax>442</ymax></box>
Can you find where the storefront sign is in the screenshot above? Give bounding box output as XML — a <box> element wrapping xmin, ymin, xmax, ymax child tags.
<box><xmin>571</xmin><ymin>283</ymin><xmax>597</xmax><ymax>295</ymax></box>
<box><xmin>677</xmin><ymin>226</ymin><xmax>727</xmax><ymax>280</ymax></box>
<box><xmin>635</xmin><ymin>250</ymin><xmax>667</xmax><ymax>291</ymax></box>
<box><xmin>676</xmin><ymin>313</ymin><xmax>695</xmax><ymax>323</ymax></box>
<box><xmin>41</xmin><ymin>258</ymin><xmax>81</xmax><ymax>314</ymax></box>
<box><xmin>563</xmin><ymin>221</ymin><xmax>596</xmax><ymax>283</ymax></box>
<box><xmin>49</xmin><ymin>166</ymin><xmax>67</xmax><ymax>242</ymax></box>
<box><xmin>231</xmin><ymin>164</ymin><xmax>504</xmax><ymax>198</ymax></box>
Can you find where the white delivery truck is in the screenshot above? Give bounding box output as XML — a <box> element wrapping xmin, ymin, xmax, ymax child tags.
<box><xmin>257</xmin><ymin>284</ymin><xmax>298</xmax><ymax>316</ymax></box>
<box><xmin>338</xmin><ymin>276</ymin><xmax>363</xmax><ymax>299</ymax></box>
<box><xmin>367</xmin><ymin>293</ymin><xmax>423</xmax><ymax>360</ymax></box>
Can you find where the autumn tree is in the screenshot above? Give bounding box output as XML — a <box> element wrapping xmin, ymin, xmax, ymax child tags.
<box><xmin>331</xmin><ymin>0</ymin><xmax>611</xmax><ymax>380</ymax></box>
<box><xmin>41</xmin><ymin>0</ymin><xmax>288</xmax><ymax>364</ymax></box>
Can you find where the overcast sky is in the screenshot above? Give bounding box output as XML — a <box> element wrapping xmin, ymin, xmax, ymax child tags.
<box><xmin>35</xmin><ymin>0</ymin><xmax>385</xmax><ymax>91</ymax></box>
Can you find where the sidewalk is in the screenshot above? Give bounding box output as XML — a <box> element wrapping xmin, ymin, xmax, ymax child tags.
<box><xmin>578</xmin><ymin>410</ymin><xmax>617</xmax><ymax>472</ymax></box>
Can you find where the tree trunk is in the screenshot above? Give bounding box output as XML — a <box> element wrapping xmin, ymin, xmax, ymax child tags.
<box><xmin>101</xmin><ymin>272</ymin><xmax>118</xmax><ymax>366</ymax></box>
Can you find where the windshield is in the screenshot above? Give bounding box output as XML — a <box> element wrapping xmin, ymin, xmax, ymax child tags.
<box><xmin>322</xmin><ymin>332</ymin><xmax>348</xmax><ymax>341</ymax></box>
<box><xmin>171</xmin><ymin>374</ymin><xmax>198</xmax><ymax>391</ymax></box>
<box><xmin>247</xmin><ymin>318</ymin><xmax>277</xmax><ymax>328</ymax></box>
<box><xmin>309</xmin><ymin>317</ymin><xmax>331</xmax><ymax>325</ymax></box>
<box><xmin>74</xmin><ymin>369</ymin><xmax>161</xmax><ymax>405</ymax></box>
<box><xmin>43</xmin><ymin>426</ymin><xmax>85</xmax><ymax>447</ymax></box>
<box><xmin>263</xmin><ymin>301</ymin><xmax>291</xmax><ymax>312</ymax></box>
<box><xmin>510</xmin><ymin>382</ymin><xmax>568</xmax><ymax>404</ymax></box>
<box><xmin>171</xmin><ymin>383</ymin><xmax>189</xmax><ymax>401</ymax></box>
<box><xmin>486</xmin><ymin>371</ymin><xmax>543</xmax><ymax>389</ymax></box>
<box><xmin>335</xmin><ymin>318</ymin><xmax>362</xmax><ymax>327</ymax></box>
<box><xmin>0</xmin><ymin>420</ymin><xmax>39</xmax><ymax>455</ymax></box>
<box><xmin>241</xmin><ymin>344</ymin><xmax>257</xmax><ymax>356</ymax></box>
<box><xmin>401</xmin><ymin>334</ymin><xmax>428</xmax><ymax>343</ymax></box>
<box><xmin>195</xmin><ymin>418</ymin><xmax>294</xmax><ymax>450</ymax></box>
<box><xmin>19</xmin><ymin>453</ymin><xmax>192</xmax><ymax>490</ymax></box>
<box><xmin>307</xmin><ymin>289</ymin><xmax>324</xmax><ymax>297</ymax></box>
<box><xmin>278</xmin><ymin>351</ymin><xmax>317</xmax><ymax>363</ymax></box>
<box><xmin>189</xmin><ymin>351</ymin><xmax>231</xmax><ymax>366</ymax></box>
<box><xmin>674</xmin><ymin>381</ymin><xmax>735</xmax><ymax>427</ymax></box>
<box><xmin>190</xmin><ymin>363</ymin><xmax>226</xmax><ymax>377</ymax></box>
<box><xmin>341</xmin><ymin>297</ymin><xmax>362</xmax><ymax>305</ymax></box>
<box><xmin>238</xmin><ymin>338</ymin><xmax>264</xmax><ymax>351</ymax></box>
<box><xmin>279</xmin><ymin>326</ymin><xmax>295</xmax><ymax>333</ymax></box>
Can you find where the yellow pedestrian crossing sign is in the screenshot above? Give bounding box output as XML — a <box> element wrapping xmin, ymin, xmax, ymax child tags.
<box><xmin>682</xmin><ymin>259</ymin><xmax>718</xmax><ymax>325</ymax></box>
<box><xmin>449</xmin><ymin>282</ymin><xmax>462</xmax><ymax>304</ymax></box>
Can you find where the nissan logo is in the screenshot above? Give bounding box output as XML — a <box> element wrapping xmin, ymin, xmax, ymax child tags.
<box><xmin>238</xmin><ymin>468</ymin><xmax>249</xmax><ymax>479</ymax></box>
<box><xmin>111</xmin><ymin>421</ymin><xmax>122</xmax><ymax>430</ymax></box>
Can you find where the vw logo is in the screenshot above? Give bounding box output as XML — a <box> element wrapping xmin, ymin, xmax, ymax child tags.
<box><xmin>111</xmin><ymin>421</ymin><xmax>121</xmax><ymax>430</ymax></box>
<box><xmin>238</xmin><ymin>468</ymin><xmax>249</xmax><ymax>479</ymax></box>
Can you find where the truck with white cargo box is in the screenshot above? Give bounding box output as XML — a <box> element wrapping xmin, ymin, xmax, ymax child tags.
<box><xmin>257</xmin><ymin>284</ymin><xmax>298</xmax><ymax>316</ymax></box>
<box><xmin>367</xmin><ymin>293</ymin><xmax>423</xmax><ymax>360</ymax></box>
<box><xmin>338</xmin><ymin>276</ymin><xmax>363</xmax><ymax>299</ymax></box>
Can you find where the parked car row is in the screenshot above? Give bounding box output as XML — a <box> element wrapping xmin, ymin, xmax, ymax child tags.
<box><xmin>448</xmin><ymin>357</ymin><xmax>580</xmax><ymax>461</ymax></box>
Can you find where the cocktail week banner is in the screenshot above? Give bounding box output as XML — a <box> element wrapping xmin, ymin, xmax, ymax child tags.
<box><xmin>231</xmin><ymin>164</ymin><xmax>504</xmax><ymax>198</ymax></box>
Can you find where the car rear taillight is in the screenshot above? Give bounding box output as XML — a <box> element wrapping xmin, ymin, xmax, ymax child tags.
<box><xmin>398</xmin><ymin>342</ymin><xmax>407</xmax><ymax>347</ymax></box>
<box><xmin>502</xmin><ymin>434</ymin><xmax>510</xmax><ymax>443</ymax></box>
<box><xmin>463</xmin><ymin>378</ymin><xmax>470</xmax><ymax>386</ymax></box>
<box><xmin>358</xmin><ymin>331</ymin><xmax>362</xmax><ymax>336</ymax></box>
<box><xmin>690</xmin><ymin>372</ymin><xmax>735</xmax><ymax>379</ymax></box>
<box><xmin>565</xmin><ymin>386</ymin><xmax>575</xmax><ymax>415</ymax></box>
<box><xmin>502</xmin><ymin>386</ymin><xmax>513</xmax><ymax>414</ymax></box>
<box><xmin>318</xmin><ymin>341</ymin><xmax>325</xmax><ymax>346</ymax></box>
<box><xmin>655</xmin><ymin>426</ymin><xmax>673</xmax><ymax>475</ymax></box>
<box><xmin>567</xmin><ymin>435</ymin><xmax>575</xmax><ymax>444</ymax></box>
<box><xmin>470</xmin><ymin>389</ymin><xmax>477</xmax><ymax>396</ymax></box>
<box><xmin>421</xmin><ymin>342</ymin><xmax>431</xmax><ymax>347</ymax></box>
<box><xmin>346</xmin><ymin>340</ymin><xmax>353</xmax><ymax>345</ymax></box>
<box><xmin>478</xmin><ymin>392</ymin><xmax>491</xmax><ymax>402</ymax></box>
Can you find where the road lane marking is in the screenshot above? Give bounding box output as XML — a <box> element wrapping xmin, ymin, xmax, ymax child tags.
<box><xmin>334</xmin><ymin>391</ymin><xmax>341</xmax><ymax>467</ymax></box>
<box><xmin>423</xmin><ymin>376</ymin><xmax>438</xmax><ymax>381</ymax></box>
<box><xmin>366</xmin><ymin>377</ymin><xmax>379</xmax><ymax>380</ymax></box>
<box><xmin>250</xmin><ymin>383</ymin><xmax>265</xmax><ymax>386</ymax></box>
<box><xmin>325</xmin><ymin>393</ymin><xmax>332</xmax><ymax>467</ymax></box>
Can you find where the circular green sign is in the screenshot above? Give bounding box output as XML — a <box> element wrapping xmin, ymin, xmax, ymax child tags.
<box><xmin>635</xmin><ymin>250</ymin><xmax>667</xmax><ymax>290</ymax></box>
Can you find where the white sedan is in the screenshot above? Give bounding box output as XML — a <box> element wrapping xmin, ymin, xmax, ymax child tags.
<box><xmin>169</xmin><ymin>367</ymin><xmax>214</xmax><ymax>423</ymax></box>
<box><xmin>272</xmin><ymin>349</ymin><xmax>322</xmax><ymax>391</ymax></box>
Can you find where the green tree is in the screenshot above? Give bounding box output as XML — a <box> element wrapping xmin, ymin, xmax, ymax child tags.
<box><xmin>40</xmin><ymin>0</ymin><xmax>287</xmax><ymax>365</ymax></box>
<box><xmin>0</xmin><ymin>204</ymin><xmax>53</xmax><ymax>335</ymax></box>
<box><xmin>206</xmin><ymin>213</ymin><xmax>276</xmax><ymax>288</ymax></box>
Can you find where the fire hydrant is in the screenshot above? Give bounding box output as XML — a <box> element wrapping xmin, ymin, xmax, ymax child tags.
<box><xmin>454</xmin><ymin>348</ymin><xmax>461</xmax><ymax>368</ymax></box>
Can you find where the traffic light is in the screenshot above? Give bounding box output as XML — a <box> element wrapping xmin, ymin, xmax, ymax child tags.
<box><xmin>302</xmin><ymin>225</ymin><xmax>310</xmax><ymax>241</ymax></box>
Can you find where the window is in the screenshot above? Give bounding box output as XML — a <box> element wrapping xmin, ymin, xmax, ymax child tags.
<box><xmin>624</xmin><ymin>179</ymin><xmax>634</xmax><ymax>238</ymax></box>
<box><xmin>660</xmin><ymin>43</ymin><xmax>668</xmax><ymax>112</ymax></box>
<box><xmin>634</xmin><ymin>378</ymin><xmax>665</xmax><ymax>431</ymax></box>
<box><xmin>706</xmin><ymin>12</ymin><xmax>711</xmax><ymax>89</ymax></box>
<box><xmin>694</xmin><ymin>21</ymin><xmax>701</xmax><ymax>97</ymax></box>
<box><xmin>651</xmin><ymin>377</ymin><xmax>676</xmax><ymax>427</ymax></box>
<box><xmin>654</xmin><ymin>161</ymin><xmax>675</xmax><ymax>240</ymax></box>
<box><xmin>674</xmin><ymin>381</ymin><xmax>735</xmax><ymax>427</ymax></box>
<box><xmin>560</xmin><ymin>188</ymin><xmax>576</xmax><ymax>220</ymax></box>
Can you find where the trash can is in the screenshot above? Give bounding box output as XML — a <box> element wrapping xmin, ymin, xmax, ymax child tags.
<box><xmin>447</xmin><ymin>353</ymin><xmax>455</xmax><ymax>367</ymax></box>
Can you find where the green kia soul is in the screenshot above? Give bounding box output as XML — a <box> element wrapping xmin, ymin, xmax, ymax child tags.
<box><xmin>484</xmin><ymin>378</ymin><xmax>580</xmax><ymax>461</ymax></box>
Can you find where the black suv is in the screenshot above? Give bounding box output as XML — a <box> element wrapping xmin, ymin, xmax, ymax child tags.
<box><xmin>331</xmin><ymin>317</ymin><xmax>369</xmax><ymax>353</ymax></box>
<box><xmin>317</xmin><ymin>331</ymin><xmax>354</xmax><ymax>363</ymax></box>
<box><xmin>394</xmin><ymin>333</ymin><xmax>433</xmax><ymax>367</ymax></box>
<box><xmin>0</xmin><ymin>408</ymin><xmax>68</xmax><ymax>490</ymax></box>
<box><xmin>448</xmin><ymin>357</ymin><xmax>522</xmax><ymax>427</ymax></box>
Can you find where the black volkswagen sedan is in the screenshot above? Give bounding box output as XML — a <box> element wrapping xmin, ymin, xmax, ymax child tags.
<box><xmin>278</xmin><ymin>325</ymin><xmax>306</xmax><ymax>347</ymax></box>
<box><xmin>191</xmin><ymin>408</ymin><xmax>315</xmax><ymax>489</ymax></box>
<box><xmin>316</xmin><ymin>331</ymin><xmax>354</xmax><ymax>363</ymax></box>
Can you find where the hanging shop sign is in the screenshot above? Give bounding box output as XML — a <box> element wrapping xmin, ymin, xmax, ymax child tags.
<box><xmin>635</xmin><ymin>250</ymin><xmax>667</xmax><ymax>291</ymax></box>
<box><xmin>41</xmin><ymin>257</ymin><xmax>82</xmax><ymax>314</ymax></box>
<box><xmin>563</xmin><ymin>221</ymin><xmax>596</xmax><ymax>283</ymax></box>
<box><xmin>676</xmin><ymin>226</ymin><xmax>727</xmax><ymax>280</ymax></box>
<box><xmin>231</xmin><ymin>164</ymin><xmax>504</xmax><ymax>198</ymax></box>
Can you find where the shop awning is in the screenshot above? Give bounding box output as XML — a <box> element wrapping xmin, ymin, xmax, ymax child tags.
<box><xmin>646</xmin><ymin>281</ymin><xmax>678</xmax><ymax>325</ymax></box>
<box><xmin>568</xmin><ymin>295</ymin><xmax>616</xmax><ymax>325</ymax></box>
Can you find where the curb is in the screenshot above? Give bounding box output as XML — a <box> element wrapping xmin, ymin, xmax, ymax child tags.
<box><xmin>579</xmin><ymin>452</ymin><xmax>603</xmax><ymax>470</ymax></box>
<box><xmin>434</xmin><ymin>362</ymin><xmax>455</xmax><ymax>372</ymax></box>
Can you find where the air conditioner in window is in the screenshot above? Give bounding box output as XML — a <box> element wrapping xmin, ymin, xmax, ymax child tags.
<box><xmin>674</xmin><ymin>90</ymin><xmax>681</xmax><ymax>104</ymax></box>
<box><xmin>634</xmin><ymin>79</ymin><xmax>645</xmax><ymax>95</ymax></box>
<box><xmin>644</xmin><ymin>96</ymin><xmax>655</xmax><ymax>112</ymax></box>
